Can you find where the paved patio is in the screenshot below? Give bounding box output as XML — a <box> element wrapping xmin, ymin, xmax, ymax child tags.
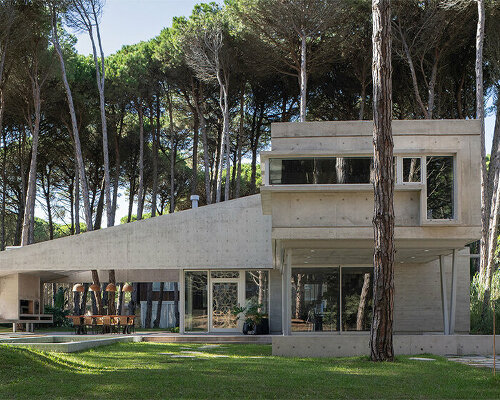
<box><xmin>448</xmin><ymin>355</ymin><xmax>500</xmax><ymax>371</ymax></box>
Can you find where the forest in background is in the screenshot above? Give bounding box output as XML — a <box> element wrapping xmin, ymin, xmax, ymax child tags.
<box><xmin>0</xmin><ymin>0</ymin><xmax>499</xmax><ymax>248</ymax></box>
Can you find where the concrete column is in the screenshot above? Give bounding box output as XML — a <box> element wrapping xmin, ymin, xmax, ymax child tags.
<box><xmin>439</xmin><ymin>255</ymin><xmax>450</xmax><ymax>335</ymax></box>
<box><xmin>449</xmin><ymin>249</ymin><xmax>457</xmax><ymax>334</ymax></box>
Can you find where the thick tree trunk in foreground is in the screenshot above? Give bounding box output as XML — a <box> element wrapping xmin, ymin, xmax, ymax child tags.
<box><xmin>370</xmin><ymin>0</ymin><xmax>395</xmax><ymax>362</ymax></box>
<box><xmin>79</xmin><ymin>283</ymin><xmax>89</xmax><ymax>315</ymax></box>
<box><xmin>108</xmin><ymin>270</ymin><xmax>116</xmax><ymax>315</ymax></box>
<box><xmin>299</xmin><ymin>33</ymin><xmax>307</xmax><ymax>122</ymax></box>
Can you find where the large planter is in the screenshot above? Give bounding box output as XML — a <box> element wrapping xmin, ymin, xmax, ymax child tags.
<box><xmin>243</xmin><ymin>318</ymin><xmax>269</xmax><ymax>335</ymax></box>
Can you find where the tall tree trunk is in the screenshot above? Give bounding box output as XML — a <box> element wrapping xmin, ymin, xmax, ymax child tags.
<box><xmin>50</xmin><ymin>8</ymin><xmax>93</xmax><ymax>232</ymax></box>
<box><xmin>145</xmin><ymin>282</ymin><xmax>153</xmax><ymax>328</ymax></box>
<box><xmin>295</xmin><ymin>274</ymin><xmax>304</xmax><ymax>319</ymax></box>
<box><xmin>356</xmin><ymin>273</ymin><xmax>371</xmax><ymax>330</ymax></box>
<box><xmin>190</xmin><ymin>83</ymin><xmax>200</xmax><ymax>197</ymax></box>
<box><xmin>86</xmin><ymin>8</ymin><xmax>112</xmax><ymax>228</ymax></box>
<box><xmin>73</xmin><ymin>291</ymin><xmax>81</xmax><ymax>315</ymax></box>
<box><xmin>74</xmin><ymin>160</ymin><xmax>80</xmax><ymax>234</ymax></box>
<box><xmin>370</xmin><ymin>0</ymin><xmax>395</xmax><ymax>362</ymax></box>
<box><xmin>111</xmin><ymin>107</ymin><xmax>123</xmax><ymax>223</ymax></box>
<box><xmin>151</xmin><ymin>99</ymin><xmax>160</xmax><ymax>216</ymax></box>
<box><xmin>41</xmin><ymin>168</ymin><xmax>53</xmax><ymax>240</ymax></box>
<box><xmin>299</xmin><ymin>32</ymin><xmax>307</xmax><ymax>122</ymax></box>
<box><xmin>93</xmin><ymin>179</ymin><xmax>105</xmax><ymax>230</ymax></box>
<box><xmin>153</xmin><ymin>282</ymin><xmax>164</xmax><ymax>328</ymax></box>
<box><xmin>223</xmin><ymin>80</ymin><xmax>231</xmax><ymax>202</ymax></box>
<box><xmin>21</xmin><ymin>81</ymin><xmax>42</xmax><ymax>246</ymax></box>
<box><xmin>196</xmin><ymin>85</ymin><xmax>211</xmax><ymax>204</ymax></box>
<box><xmin>108</xmin><ymin>270</ymin><xmax>116</xmax><ymax>315</ymax></box>
<box><xmin>91</xmin><ymin>270</ymin><xmax>104</xmax><ymax>315</ymax></box>
<box><xmin>476</xmin><ymin>0</ymin><xmax>489</xmax><ymax>288</ymax></box>
<box><xmin>128</xmin><ymin>283</ymin><xmax>138</xmax><ymax>315</ymax></box>
<box><xmin>116</xmin><ymin>283</ymin><xmax>124</xmax><ymax>315</ymax></box>
<box><xmin>236</xmin><ymin>82</ymin><xmax>244</xmax><ymax>199</ymax></box>
<box><xmin>216</xmin><ymin>71</ymin><xmax>230</xmax><ymax>203</ymax></box>
<box><xmin>1</xmin><ymin>92</ymin><xmax>6</xmax><ymax>251</ymax></box>
<box><xmin>167</xmin><ymin>89</ymin><xmax>176</xmax><ymax>213</ymax></box>
<box><xmin>173</xmin><ymin>281</ymin><xmax>179</xmax><ymax>328</ymax></box>
<box><xmin>79</xmin><ymin>283</ymin><xmax>88</xmax><ymax>315</ymax></box>
<box><xmin>137</xmin><ymin>104</ymin><xmax>145</xmax><ymax>220</ymax></box>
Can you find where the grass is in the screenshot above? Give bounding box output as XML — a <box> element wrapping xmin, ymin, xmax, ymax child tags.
<box><xmin>0</xmin><ymin>343</ymin><xmax>498</xmax><ymax>399</ymax></box>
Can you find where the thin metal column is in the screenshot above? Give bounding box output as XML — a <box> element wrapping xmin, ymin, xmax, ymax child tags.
<box><xmin>439</xmin><ymin>255</ymin><xmax>450</xmax><ymax>335</ymax></box>
<box><xmin>179</xmin><ymin>270</ymin><xmax>185</xmax><ymax>334</ymax></box>
<box><xmin>449</xmin><ymin>249</ymin><xmax>457</xmax><ymax>334</ymax></box>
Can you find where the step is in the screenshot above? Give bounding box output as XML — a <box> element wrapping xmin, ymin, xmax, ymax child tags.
<box><xmin>142</xmin><ymin>335</ymin><xmax>272</xmax><ymax>344</ymax></box>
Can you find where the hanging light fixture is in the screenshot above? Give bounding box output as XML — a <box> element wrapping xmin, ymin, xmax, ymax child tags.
<box><xmin>105</xmin><ymin>283</ymin><xmax>117</xmax><ymax>292</ymax></box>
<box><xmin>89</xmin><ymin>283</ymin><xmax>101</xmax><ymax>292</ymax></box>
<box><xmin>122</xmin><ymin>283</ymin><xmax>133</xmax><ymax>292</ymax></box>
<box><xmin>72</xmin><ymin>284</ymin><xmax>84</xmax><ymax>293</ymax></box>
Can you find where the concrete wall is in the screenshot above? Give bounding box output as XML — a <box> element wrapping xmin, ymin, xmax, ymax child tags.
<box><xmin>263</xmin><ymin>120</ymin><xmax>481</xmax><ymax>234</ymax></box>
<box><xmin>0</xmin><ymin>195</ymin><xmax>272</xmax><ymax>274</ymax></box>
<box><xmin>0</xmin><ymin>274</ymin><xmax>19</xmax><ymax>320</ymax></box>
<box><xmin>273</xmin><ymin>335</ymin><xmax>499</xmax><ymax>357</ymax></box>
<box><xmin>394</xmin><ymin>250</ymin><xmax>470</xmax><ymax>334</ymax></box>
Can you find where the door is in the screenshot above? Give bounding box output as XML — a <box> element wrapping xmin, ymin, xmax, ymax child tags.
<box><xmin>209</xmin><ymin>271</ymin><xmax>245</xmax><ymax>332</ymax></box>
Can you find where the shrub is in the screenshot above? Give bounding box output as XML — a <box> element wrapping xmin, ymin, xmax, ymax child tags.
<box><xmin>470</xmin><ymin>270</ymin><xmax>500</xmax><ymax>334</ymax></box>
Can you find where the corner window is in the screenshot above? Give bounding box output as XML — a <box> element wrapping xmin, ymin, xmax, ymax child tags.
<box><xmin>426</xmin><ymin>156</ymin><xmax>454</xmax><ymax>219</ymax></box>
<box><xmin>403</xmin><ymin>157</ymin><xmax>421</xmax><ymax>183</ymax></box>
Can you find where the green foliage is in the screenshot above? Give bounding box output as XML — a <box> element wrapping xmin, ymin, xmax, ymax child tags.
<box><xmin>233</xmin><ymin>299</ymin><xmax>267</xmax><ymax>326</ymax></box>
<box><xmin>470</xmin><ymin>270</ymin><xmax>500</xmax><ymax>334</ymax></box>
<box><xmin>43</xmin><ymin>288</ymin><xmax>70</xmax><ymax>328</ymax></box>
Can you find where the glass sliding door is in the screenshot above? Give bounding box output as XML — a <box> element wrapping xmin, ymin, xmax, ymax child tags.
<box><xmin>290</xmin><ymin>266</ymin><xmax>373</xmax><ymax>333</ymax></box>
<box><xmin>291</xmin><ymin>267</ymin><xmax>340</xmax><ymax>332</ymax></box>
<box><xmin>341</xmin><ymin>267</ymin><xmax>373</xmax><ymax>331</ymax></box>
<box><xmin>184</xmin><ymin>271</ymin><xmax>208</xmax><ymax>332</ymax></box>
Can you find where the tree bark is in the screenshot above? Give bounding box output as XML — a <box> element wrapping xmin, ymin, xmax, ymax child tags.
<box><xmin>128</xmin><ymin>283</ymin><xmax>138</xmax><ymax>315</ymax></box>
<box><xmin>79</xmin><ymin>283</ymin><xmax>89</xmax><ymax>315</ymax></box>
<box><xmin>1</xmin><ymin>91</ymin><xmax>6</xmax><ymax>251</ymax></box>
<box><xmin>299</xmin><ymin>32</ymin><xmax>307</xmax><ymax>122</ymax></box>
<box><xmin>145</xmin><ymin>282</ymin><xmax>153</xmax><ymax>328</ymax></box>
<box><xmin>196</xmin><ymin>84</ymin><xmax>211</xmax><ymax>204</ymax></box>
<box><xmin>91</xmin><ymin>270</ymin><xmax>104</xmax><ymax>315</ymax></box>
<box><xmin>137</xmin><ymin>104</ymin><xmax>145</xmax><ymax>220</ymax></box>
<box><xmin>173</xmin><ymin>281</ymin><xmax>179</xmax><ymax>328</ymax></box>
<box><xmin>167</xmin><ymin>89</ymin><xmax>176</xmax><ymax>213</ymax></box>
<box><xmin>50</xmin><ymin>8</ymin><xmax>93</xmax><ymax>231</ymax></box>
<box><xmin>370</xmin><ymin>0</ymin><xmax>395</xmax><ymax>362</ymax></box>
<box><xmin>153</xmin><ymin>282</ymin><xmax>164</xmax><ymax>328</ymax></box>
<box><xmin>151</xmin><ymin>98</ymin><xmax>160</xmax><ymax>216</ymax></box>
<box><xmin>108</xmin><ymin>270</ymin><xmax>116</xmax><ymax>315</ymax></box>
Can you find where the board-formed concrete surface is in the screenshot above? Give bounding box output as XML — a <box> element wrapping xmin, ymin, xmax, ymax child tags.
<box><xmin>272</xmin><ymin>335</ymin><xmax>500</xmax><ymax>357</ymax></box>
<box><xmin>0</xmin><ymin>335</ymin><xmax>141</xmax><ymax>352</ymax></box>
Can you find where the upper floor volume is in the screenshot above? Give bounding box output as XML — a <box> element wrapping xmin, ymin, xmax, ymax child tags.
<box><xmin>260</xmin><ymin>120</ymin><xmax>480</xmax><ymax>234</ymax></box>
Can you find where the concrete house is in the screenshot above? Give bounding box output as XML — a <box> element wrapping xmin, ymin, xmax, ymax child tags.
<box><xmin>0</xmin><ymin>120</ymin><xmax>482</xmax><ymax>355</ymax></box>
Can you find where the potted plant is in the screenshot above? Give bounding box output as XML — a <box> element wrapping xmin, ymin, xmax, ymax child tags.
<box><xmin>233</xmin><ymin>300</ymin><xmax>269</xmax><ymax>335</ymax></box>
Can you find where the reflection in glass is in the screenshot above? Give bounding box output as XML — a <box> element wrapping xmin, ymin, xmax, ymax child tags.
<box><xmin>291</xmin><ymin>268</ymin><xmax>340</xmax><ymax>332</ymax></box>
<box><xmin>184</xmin><ymin>271</ymin><xmax>208</xmax><ymax>332</ymax></box>
<box><xmin>269</xmin><ymin>157</ymin><xmax>373</xmax><ymax>185</ymax></box>
<box><xmin>426</xmin><ymin>156</ymin><xmax>454</xmax><ymax>219</ymax></box>
<box><xmin>341</xmin><ymin>267</ymin><xmax>373</xmax><ymax>331</ymax></box>
<box><xmin>403</xmin><ymin>158</ymin><xmax>421</xmax><ymax>182</ymax></box>
<box><xmin>245</xmin><ymin>271</ymin><xmax>269</xmax><ymax>313</ymax></box>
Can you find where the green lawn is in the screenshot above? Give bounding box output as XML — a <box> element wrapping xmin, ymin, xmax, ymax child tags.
<box><xmin>0</xmin><ymin>343</ymin><xmax>498</xmax><ymax>399</ymax></box>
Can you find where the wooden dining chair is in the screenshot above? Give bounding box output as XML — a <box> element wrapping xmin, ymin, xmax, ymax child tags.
<box><xmin>116</xmin><ymin>316</ymin><xmax>128</xmax><ymax>334</ymax></box>
<box><xmin>127</xmin><ymin>315</ymin><xmax>136</xmax><ymax>334</ymax></box>
<box><xmin>84</xmin><ymin>316</ymin><xmax>94</xmax><ymax>334</ymax></box>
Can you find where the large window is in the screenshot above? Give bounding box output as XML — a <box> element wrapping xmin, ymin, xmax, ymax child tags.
<box><xmin>291</xmin><ymin>267</ymin><xmax>373</xmax><ymax>333</ymax></box>
<box><xmin>270</xmin><ymin>157</ymin><xmax>373</xmax><ymax>185</ymax></box>
<box><xmin>426</xmin><ymin>156</ymin><xmax>454</xmax><ymax>219</ymax></box>
<box><xmin>245</xmin><ymin>271</ymin><xmax>269</xmax><ymax>314</ymax></box>
<box><xmin>184</xmin><ymin>271</ymin><xmax>208</xmax><ymax>332</ymax></box>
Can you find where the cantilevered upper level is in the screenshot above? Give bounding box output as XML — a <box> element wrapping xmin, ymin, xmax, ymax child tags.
<box><xmin>260</xmin><ymin>120</ymin><xmax>481</xmax><ymax>255</ymax></box>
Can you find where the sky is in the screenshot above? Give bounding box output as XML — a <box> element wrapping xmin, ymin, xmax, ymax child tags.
<box><xmin>63</xmin><ymin>0</ymin><xmax>497</xmax><ymax>224</ymax></box>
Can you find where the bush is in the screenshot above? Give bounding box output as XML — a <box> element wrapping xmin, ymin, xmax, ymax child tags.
<box><xmin>44</xmin><ymin>287</ymin><xmax>70</xmax><ymax>327</ymax></box>
<box><xmin>470</xmin><ymin>270</ymin><xmax>500</xmax><ymax>334</ymax></box>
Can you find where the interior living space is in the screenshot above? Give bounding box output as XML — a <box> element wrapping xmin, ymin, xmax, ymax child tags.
<box><xmin>0</xmin><ymin>120</ymin><xmax>482</xmax><ymax>354</ymax></box>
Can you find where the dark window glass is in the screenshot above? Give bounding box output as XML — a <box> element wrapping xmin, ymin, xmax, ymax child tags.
<box><xmin>341</xmin><ymin>267</ymin><xmax>373</xmax><ymax>331</ymax></box>
<box><xmin>184</xmin><ymin>271</ymin><xmax>208</xmax><ymax>332</ymax></box>
<box><xmin>245</xmin><ymin>271</ymin><xmax>269</xmax><ymax>314</ymax></box>
<box><xmin>403</xmin><ymin>158</ymin><xmax>421</xmax><ymax>182</ymax></box>
<box><xmin>426</xmin><ymin>156</ymin><xmax>454</xmax><ymax>219</ymax></box>
<box><xmin>291</xmin><ymin>267</ymin><xmax>340</xmax><ymax>332</ymax></box>
<box><xmin>270</xmin><ymin>157</ymin><xmax>373</xmax><ymax>185</ymax></box>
